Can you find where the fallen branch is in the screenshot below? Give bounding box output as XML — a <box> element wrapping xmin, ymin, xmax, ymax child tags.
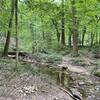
<box><xmin>59</xmin><ymin>87</ymin><xmax>82</xmax><ymax>100</ymax></box>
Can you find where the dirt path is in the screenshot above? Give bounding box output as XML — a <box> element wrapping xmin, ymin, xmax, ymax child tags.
<box><xmin>58</xmin><ymin>55</ymin><xmax>100</xmax><ymax>100</ymax></box>
<box><xmin>58</xmin><ymin>55</ymin><xmax>90</xmax><ymax>75</ymax></box>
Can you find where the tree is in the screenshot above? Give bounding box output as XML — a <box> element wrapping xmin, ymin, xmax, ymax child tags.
<box><xmin>52</xmin><ymin>19</ymin><xmax>60</xmax><ymax>44</ymax></box>
<box><xmin>68</xmin><ymin>27</ymin><xmax>72</xmax><ymax>48</ymax></box>
<box><xmin>71</xmin><ymin>0</ymin><xmax>79</xmax><ymax>56</ymax></box>
<box><xmin>81</xmin><ymin>26</ymin><xmax>86</xmax><ymax>47</ymax></box>
<box><xmin>61</xmin><ymin>0</ymin><xmax>65</xmax><ymax>45</ymax></box>
<box><xmin>3</xmin><ymin>0</ymin><xmax>15</xmax><ymax>56</ymax></box>
<box><xmin>15</xmin><ymin>0</ymin><xmax>18</xmax><ymax>68</ymax></box>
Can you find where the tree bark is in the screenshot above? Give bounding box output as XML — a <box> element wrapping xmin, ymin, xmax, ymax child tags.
<box><xmin>15</xmin><ymin>0</ymin><xmax>18</xmax><ymax>68</ymax></box>
<box><xmin>52</xmin><ymin>19</ymin><xmax>60</xmax><ymax>44</ymax></box>
<box><xmin>81</xmin><ymin>26</ymin><xmax>86</xmax><ymax>47</ymax></box>
<box><xmin>68</xmin><ymin>27</ymin><xmax>72</xmax><ymax>48</ymax></box>
<box><xmin>90</xmin><ymin>32</ymin><xmax>95</xmax><ymax>47</ymax></box>
<box><xmin>71</xmin><ymin>0</ymin><xmax>79</xmax><ymax>56</ymax></box>
<box><xmin>61</xmin><ymin>0</ymin><xmax>65</xmax><ymax>45</ymax></box>
<box><xmin>95</xmin><ymin>32</ymin><xmax>98</xmax><ymax>45</ymax></box>
<box><xmin>3</xmin><ymin>0</ymin><xmax>15</xmax><ymax>56</ymax></box>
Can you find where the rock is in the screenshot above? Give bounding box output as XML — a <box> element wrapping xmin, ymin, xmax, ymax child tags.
<box><xmin>78</xmin><ymin>82</ymin><xmax>85</xmax><ymax>86</ymax></box>
<box><xmin>95</xmin><ymin>86</ymin><xmax>100</xmax><ymax>92</ymax></box>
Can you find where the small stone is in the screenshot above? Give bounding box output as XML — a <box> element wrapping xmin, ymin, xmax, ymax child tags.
<box><xmin>19</xmin><ymin>89</ymin><xmax>23</xmax><ymax>93</ymax></box>
<box><xmin>78</xmin><ymin>82</ymin><xmax>85</xmax><ymax>86</ymax></box>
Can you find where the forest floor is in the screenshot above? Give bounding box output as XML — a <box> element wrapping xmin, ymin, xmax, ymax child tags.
<box><xmin>0</xmin><ymin>57</ymin><xmax>73</xmax><ymax>100</ymax></box>
<box><xmin>58</xmin><ymin>53</ymin><xmax>100</xmax><ymax>100</ymax></box>
<box><xmin>0</xmin><ymin>49</ymin><xmax>100</xmax><ymax>100</ymax></box>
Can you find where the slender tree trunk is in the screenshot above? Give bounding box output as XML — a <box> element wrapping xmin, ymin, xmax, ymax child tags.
<box><xmin>71</xmin><ymin>0</ymin><xmax>78</xmax><ymax>56</ymax></box>
<box><xmin>95</xmin><ymin>32</ymin><xmax>97</xmax><ymax>45</ymax></box>
<box><xmin>15</xmin><ymin>0</ymin><xmax>18</xmax><ymax>68</ymax></box>
<box><xmin>81</xmin><ymin>33</ymin><xmax>85</xmax><ymax>47</ymax></box>
<box><xmin>90</xmin><ymin>32</ymin><xmax>95</xmax><ymax>47</ymax></box>
<box><xmin>68</xmin><ymin>27</ymin><xmax>72</xmax><ymax>48</ymax></box>
<box><xmin>61</xmin><ymin>0</ymin><xmax>65</xmax><ymax>45</ymax></box>
<box><xmin>68</xmin><ymin>33</ymin><xmax>72</xmax><ymax>48</ymax></box>
<box><xmin>81</xmin><ymin>26</ymin><xmax>86</xmax><ymax>47</ymax></box>
<box><xmin>52</xmin><ymin>19</ymin><xmax>60</xmax><ymax>44</ymax></box>
<box><xmin>3</xmin><ymin>0</ymin><xmax>15</xmax><ymax>56</ymax></box>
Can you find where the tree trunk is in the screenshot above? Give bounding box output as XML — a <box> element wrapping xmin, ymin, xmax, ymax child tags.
<box><xmin>81</xmin><ymin>26</ymin><xmax>86</xmax><ymax>47</ymax></box>
<box><xmin>95</xmin><ymin>32</ymin><xmax>97</xmax><ymax>45</ymax></box>
<box><xmin>15</xmin><ymin>0</ymin><xmax>18</xmax><ymax>68</ymax></box>
<box><xmin>90</xmin><ymin>32</ymin><xmax>95</xmax><ymax>47</ymax></box>
<box><xmin>52</xmin><ymin>19</ymin><xmax>60</xmax><ymax>44</ymax></box>
<box><xmin>3</xmin><ymin>0</ymin><xmax>15</xmax><ymax>56</ymax></box>
<box><xmin>61</xmin><ymin>0</ymin><xmax>65</xmax><ymax>45</ymax></box>
<box><xmin>95</xmin><ymin>15</ymin><xmax>100</xmax><ymax>45</ymax></box>
<box><xmin>68</xmin><ymin>27</ymin><xmax>72</xmax><ymax>48</ymax></box>
<box><xmin>71</xmin><ymin>0</ymin><xmax>78</xmax><ymax>56</ymax></box>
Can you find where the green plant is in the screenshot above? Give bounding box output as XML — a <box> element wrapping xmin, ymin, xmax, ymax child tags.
<box><xmin>92</xmin><ymin>44</ymin><xmax>100</xmax><ymax>58</ymax></box>
<box><xmin>71</xmin><ymin>58</ymin><xmax>86</xmax><ymax>66</ymax></box>
<box><xmin>92</xmin><ymin>44</ymin><xmax>100</xmax><ymax>54</ymax></box>
<box><xmin>92</xmin><ymin>66</ymin><xmax>100</xmax><ymax>77</ymax></box>
<box><xmin>46</xmin><ymin>53</ymin><xmax>62</xmax><ymax>64</ymax></box>
<box><xmin>32</xmin><ymin>53</ymin><xmax>62</xmax><ymax>64</ymax></box>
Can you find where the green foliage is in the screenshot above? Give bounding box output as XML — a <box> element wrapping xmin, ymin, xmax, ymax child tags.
<box><xmin>18</xmin><ymin>63</ymin><xmax>39</xmax><ymax>75</ymax></box>
<box><xmin>0</xmin><ymin>45</ymin><xmax>4</xmax><ymax>53</ymax></box>
<box><xmin>59</xmin><ymin>50</ymin><xmax>71</xmax><ymax>56</ymax></box>
<box><xmin>0</xmin><ymin>0</ymin><xmax>100</xmax><ymax>54</ymax></box>
<box><xmin>71</xmin><ymin>58</ymin><xmax>86</xmax><ymax>66</ymax></box>
<box><xmin>0</xmin><ymin>57</ymin><xmax>40</xmax><ymax>76</ymax></box>
<box><xmin>92</xmin><ymin>44</ymin><xmax>100</xmax><ymax>54</ymax></box>
<box><xmin>57</xmin><ymin>46</ymin><xmax>72</xmax><ymax>55</ymax></box>
<box><xmin>92</xmin><ymin>44</ymin><xmax>100</xmax><ymax>58</ymax></box>
<box><xmin>92</xmin><ymin>64</ymin><xmax>100</xmax><ymax>77</ymax></box>
<box><xmin>32</xmin><ymin>53</ymin><xmax>62</xmax><ymax>64</ymax></box>
<box><xmin>46</xmin><ymin>53</ymin><xmax>62</xmax><ymax>64</ymax></box>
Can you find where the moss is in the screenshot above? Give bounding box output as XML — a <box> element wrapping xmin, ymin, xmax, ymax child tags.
<box><xmin>94</xmin><ymin>71</ymin><xmax>100</xmax><ymax>77</ymax></box>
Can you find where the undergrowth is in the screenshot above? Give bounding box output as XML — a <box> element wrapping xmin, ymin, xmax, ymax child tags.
<box><xmin>32</xmin><ymin>53</ymin><xmax>62</xmax><ymax>64</ymax></box>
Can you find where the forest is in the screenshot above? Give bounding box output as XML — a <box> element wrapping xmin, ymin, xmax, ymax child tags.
<box><xmin>0</xmin><ymin>0</ymin><xmax>100</xmax><ymax>100</ymax></box>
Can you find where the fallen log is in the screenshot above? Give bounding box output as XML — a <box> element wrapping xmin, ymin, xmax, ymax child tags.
<box><xmin>8</xmin><ymin>51</ymin><xmax>28</xmax><ymax>59</ymax></box>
